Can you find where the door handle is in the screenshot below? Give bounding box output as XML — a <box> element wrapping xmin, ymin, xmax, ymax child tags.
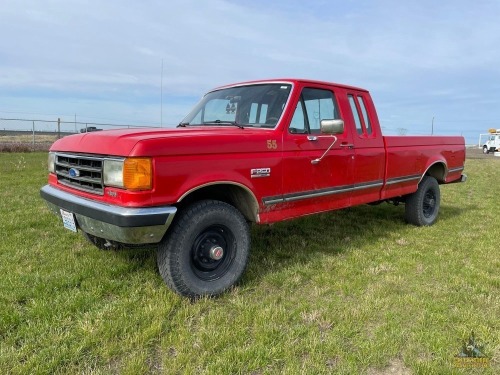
<box><xmin>340</xmin><ymin>143</ymin><xmax>354</xmax><ymax>149</ymax></box>
<box><xmin>307</xmin><ymin>136</ymin><xmax>318</xmax><ymax>141</ymax></box>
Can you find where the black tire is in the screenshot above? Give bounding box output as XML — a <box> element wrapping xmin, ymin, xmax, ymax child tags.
<box><xmin>405</xmin><ymin>176</ymin><xmax>440</xmax><ymax>226</ymax></box>
<box><xmin>483</xmin><ymin>146</ymin><xmax>489</xmax><ymax>154</ymax></box>
<box><xmin>157</xmin><ymin>200</ymin><xmax>250</xmax><ymax>298</ymax></box>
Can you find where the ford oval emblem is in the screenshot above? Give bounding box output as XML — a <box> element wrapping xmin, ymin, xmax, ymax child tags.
<box><xmin>69</xmin><ymin>168</ymin><xmax>80</xmax><ymax>178</ymax></box>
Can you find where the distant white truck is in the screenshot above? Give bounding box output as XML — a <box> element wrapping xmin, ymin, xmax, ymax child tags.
<box><xmin>482</xmin><ymin>129</ymin><xmax>500</xmax><ymax>154</ymax></box>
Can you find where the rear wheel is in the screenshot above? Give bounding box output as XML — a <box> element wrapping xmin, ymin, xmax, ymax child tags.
<box><xmin>157</xmin><ymin>200</ymin><xmax>250</xmax><ymax>298</ymax></box>
<box><xmin>405</xmin><ymin>176</ymin><xmax>440</xmax><ymax>226</ymax></box>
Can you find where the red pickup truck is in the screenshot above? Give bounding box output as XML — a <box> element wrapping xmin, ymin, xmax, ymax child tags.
<box><xmin>40</xmin><ymin>79</ymin><xmax>466</xmax><ymax>297</ymax></box>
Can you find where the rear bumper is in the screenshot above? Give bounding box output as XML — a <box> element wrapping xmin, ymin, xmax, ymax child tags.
<box><xmin>449</xmin><ymin>174</ymin><xmax>467</xmax><ymax>184</ymax></box>
<box><xmin>40</xmin><ymin>185</ymin><xmax>177</xmax><ymax>244</ymax></box>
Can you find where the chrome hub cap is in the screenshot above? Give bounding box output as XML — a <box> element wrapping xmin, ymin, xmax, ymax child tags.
<box><xmin>209</xmin><ymin>245</ymin><xmax>224</xmax><ymax>260</ymax></box>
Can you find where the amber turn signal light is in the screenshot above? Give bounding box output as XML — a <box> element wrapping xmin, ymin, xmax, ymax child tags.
<box><xmin>123</xmin><ymin>158</ymin><xmax>152</xmax><ymax>190</ymax></box>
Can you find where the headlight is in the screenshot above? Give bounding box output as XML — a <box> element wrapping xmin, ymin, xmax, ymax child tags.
<box><xmin>48</xmin><ymin>152</ymin><xmax>55</xmax><ymax>173</ymax></box>
<box><xmin>103</xmin><ymin>158</ymin><xmax>152</xmax><ymax>191</ymax></box>
<box><xmin>103</xmin><ymin>159</ymin><xmax>124</xmax><ymax>188</ymax></box>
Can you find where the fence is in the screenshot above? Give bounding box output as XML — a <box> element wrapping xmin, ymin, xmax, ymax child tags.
<box><xmin>0</xmin><ymin>118</ymin><xmax>157</xmax><ymax>151</ymax></box>
<box><xmin>0</xmin><ymin>117</ymin><xmax>486</xmax><ymax>152</ymax></box>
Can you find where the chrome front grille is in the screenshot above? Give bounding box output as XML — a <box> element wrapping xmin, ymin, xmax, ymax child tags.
<box><xmin>55</xmin><ymin>153</ymin><xmax>104</xmax><ymax>195</ymax></box>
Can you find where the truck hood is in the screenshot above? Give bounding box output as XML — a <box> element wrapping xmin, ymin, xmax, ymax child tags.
<box><xmin>49</xmin><ymin>126</ymin><xmax>274</xmax><ymax>157</ymax></box>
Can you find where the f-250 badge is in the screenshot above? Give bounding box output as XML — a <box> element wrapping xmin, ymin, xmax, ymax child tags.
<box><xmin>251</xmin><ymin>168</ymin><xmax>271</xmax><ymax>178</ymax></box>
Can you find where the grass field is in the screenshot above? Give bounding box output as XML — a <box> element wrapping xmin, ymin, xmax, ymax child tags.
<box><xmin>0</xmin><ymin>134</ymin><xmax>56</xmax><ymax>152</ymax></box>
<box><xmin>0</xmin><ymin>134</ymin><xmax>59</xmax><ymax>143</ymax></box>
<box><xmin>0</xmin><ymin>152</ymin><xmax>498</xmax><ymax>374</ymax></box>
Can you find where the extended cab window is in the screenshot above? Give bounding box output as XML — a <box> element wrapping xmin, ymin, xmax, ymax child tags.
<box><xmin>289</xmin><ymin>88</ymin><xmax>340</xmax><ymax>134</ymax></box>
<box><xmin>349</xmin><ymin>94</ymin><xmax>374</xmax><ymax>136</ymax></box>
<box><xmin>357</xmin><ymin>96</ymin><xmax>372</xmax><ymax>135</ymax></box>
<box><xmin>249</xmin><ymin>103</ymin><xmax>268</xmax><ymax>124</ymax></box>
<box><xmin>348</xmin><ymin>95</ymin><xmax>363</xmax><ymax>135</ymax></box>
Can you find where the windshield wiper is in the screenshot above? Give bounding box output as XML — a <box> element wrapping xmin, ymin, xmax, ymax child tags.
<box><xmin>177</xmin><ymin>122</ymin><xmax>190</xmax><ymax>127</ymax></box>
<box><xmin>203</xmin><ymin>120</ymin><xmax>244</xmax><ymax>129</ymax></box>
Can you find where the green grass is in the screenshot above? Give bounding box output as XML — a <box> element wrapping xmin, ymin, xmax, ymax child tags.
<box><xmin>0</xmin><ymin>152</ymin><xmax>498</xmax><ymax>374</ymax></box>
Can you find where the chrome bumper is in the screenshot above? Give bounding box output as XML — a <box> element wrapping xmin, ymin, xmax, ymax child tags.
<box><xmin>40</xmin><ymin>185</ymin><xmax>177</xmax><ymax>244</ymax></box>
<box><xmin>449</xmin><ymin>174</ymin><xmax>467</xmax><ymax>184</ymax></box>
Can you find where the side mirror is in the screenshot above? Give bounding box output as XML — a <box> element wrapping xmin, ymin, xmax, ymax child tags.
<box><xmin>320</xmin><ymin>119</ymin><xmax>344</xmax><ymax>134</ymax></box>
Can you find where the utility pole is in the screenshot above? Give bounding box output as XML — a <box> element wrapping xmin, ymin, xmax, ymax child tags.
<box><xmin>161</xmin><ymin>59</ymin><xmax>164</xmax><ymax>127</ymax></box>
<box><xmin>431</xmin><ymin>116</ymin><xmax>434</xmax><ymax>135</ymax></box>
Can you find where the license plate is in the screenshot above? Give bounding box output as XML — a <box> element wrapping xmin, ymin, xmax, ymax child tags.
<box><xmin>60</xmin><ymin>209</ymin><xmax>77</xmax><ymax>232</ymax></box>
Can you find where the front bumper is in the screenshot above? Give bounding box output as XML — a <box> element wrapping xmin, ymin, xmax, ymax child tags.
<box><xmin>40</xmin><ymin>185</ymin><xmax>177</xmax><ymax>244</ymax></box>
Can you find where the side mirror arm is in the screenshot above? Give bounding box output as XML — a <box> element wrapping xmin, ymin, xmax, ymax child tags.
<box><xmin>311</xmin><ymin>136</ymin><xmax>338</xmax><ymax>165</ymax></box>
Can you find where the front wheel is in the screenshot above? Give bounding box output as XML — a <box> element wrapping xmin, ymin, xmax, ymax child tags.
<box><xmin>483</xmin><ymin>146</ymin><xmax>489</xmax><ymax>154</ymax></box>
<box><xmin>405</xmin><ymin>176</ymin><xmax>441</xmax><ymax>226</ymax></box>
<box><xmin>157</xmin><ymin>200</ymin><xmax>250</xmax><ymax>298</ymax></box>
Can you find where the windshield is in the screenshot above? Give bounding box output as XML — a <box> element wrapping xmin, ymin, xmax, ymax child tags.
<box><xmin>181</xmin><ymin>83</ymin><xmax>292</xmax><ymax>128</ymax></box>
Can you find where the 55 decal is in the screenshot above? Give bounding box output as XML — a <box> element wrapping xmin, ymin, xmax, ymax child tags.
<box><xmin>266</xmin><ymin>140</ymin><xmax>277</xmax><ymax>149</ymax></box>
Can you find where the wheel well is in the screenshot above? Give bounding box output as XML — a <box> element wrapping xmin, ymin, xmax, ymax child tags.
<box><xmin>424</xmin><ymin>162</ymin><xmax>446</xmax><ymax>183</ymax></box>
<box><xmin>178</xmin><ymin>183</ymin><xmax>259</xmax><ymax>223</ymax></box>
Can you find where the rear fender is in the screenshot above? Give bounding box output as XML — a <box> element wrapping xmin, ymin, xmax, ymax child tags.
<box><xmin>421</xmin><ymin>160</ymin><xmax>447</xmax><ymax>183</ymax></box>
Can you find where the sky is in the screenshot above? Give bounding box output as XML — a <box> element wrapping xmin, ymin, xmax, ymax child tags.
<box><xmin>1</xmin><ymin>0</ymin><xmax>499</xmax><ymax>145</ymax></box>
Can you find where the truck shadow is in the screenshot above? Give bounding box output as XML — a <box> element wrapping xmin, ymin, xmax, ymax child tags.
<box><xmin>245</xmin><ymin>203</ymin><xmax>464</xmax><ymax>284</ymax></box>
<box><xmin>112</xmin><ymin>203</ymin><xmax>464</xmax><ymax>290</ymax></box>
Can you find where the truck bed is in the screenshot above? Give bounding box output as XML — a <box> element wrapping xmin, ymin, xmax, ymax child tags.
<box><xmin>382</xmin><ymin>135</ymin><xmax>465</xmax><ymax>199</ymax></box>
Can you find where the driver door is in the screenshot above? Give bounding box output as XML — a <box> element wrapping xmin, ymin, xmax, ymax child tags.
<box><xmin>281</xmin><ymin>87</ymin><xmax>354</xmax><ymax>216</ymax></box>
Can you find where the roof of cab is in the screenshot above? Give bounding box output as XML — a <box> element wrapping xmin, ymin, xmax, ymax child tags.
<box><xmin>211</xmin><ymin>78</ymin><xmax>368</xmax><ymax>93</ymax></box>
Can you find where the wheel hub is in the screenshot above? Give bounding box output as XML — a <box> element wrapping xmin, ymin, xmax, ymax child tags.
<box><xmin>190</xmin><ymin>225</ymin><xmax>233</xmax><ymax>280</ymax></box>
<box><xmin>423</xmin><ymin>191</ymin><xmax>436</xmax><ymax>217</ymax></box>
<box><xmin>209</xmin><ymin>245</ymin><xmax>224</xmax><ymax>260</ymax></box>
